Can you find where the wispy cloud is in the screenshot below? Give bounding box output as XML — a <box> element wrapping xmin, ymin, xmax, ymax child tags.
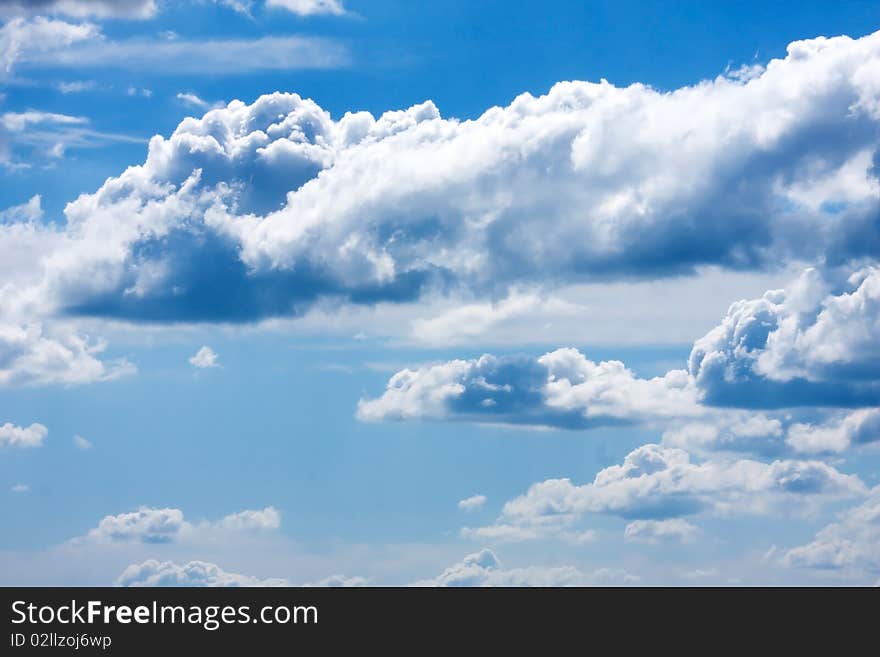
<box><xmin>176</xmin><ymin>92</ymin><xmax>223</xmax><ymax>110</ymax></box>
<box><xmin>19</xmin><ymin>34</ymin><xmax>349</xmax><ymax>74</ymax></box>
<box><xmin>0</xmin><ymin>1</ymin><xmax>157</xmax><ymax>20</ymax></box>
<box><xmin>56</xmin><ymin>79</ymin><xmax>96</xmax><ymax>93</ymax></box>
<box><xmin>1</xmin><ymin>109</ymin><xmax>146</xmax><ymax>166</ymax></box>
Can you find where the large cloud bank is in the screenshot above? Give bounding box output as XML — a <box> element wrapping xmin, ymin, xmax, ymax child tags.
<box><xmin>3</xmin><ymin>31</ymin><xmax>880</xmax><ymax>328</ymax></box>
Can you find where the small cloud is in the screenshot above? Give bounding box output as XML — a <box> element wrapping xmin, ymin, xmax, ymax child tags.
<box><xmin>11</xmin><ymin>484</ymin><xmax>29</xmax><ymax>493</ymax></box>
<box><xmin>265</xmin><ymin>0</ymin><xmax>347</xmax><ymax>17</ymax></box>
<box><xmin>458</xmin><ymin>494</ymin><xmax>487</xmax><ymax>512</ymax></box>
<box><xmin>73</xmin><ymin>435</ymin><xmax>93</xmax><ymax>450</ymax></box>
<box><xmin>176</xmin><ymin>92</ymin><xmax>223</xmax><ymax>111</ymax></box>
<box><xmin>189</xmin><ymin>346</ymin><xmax>219</xmax><ymax>369</ymax></box>
<box><xmin>47</xmin><ymin>142</ymin><xmax>66</xmax><ymax>159</ymax></box>
<box><xmin>57</xmin><ymin>80</ymin><xmax>96</xmax><ymax>94</ymax></box>
<box><xmin>176</xmin><ymin>92</ymin><xmax>208</xmax><ymax>108</ymax></box>
<box><xmin>127</xmin><ymin>86</ymin><xmax>152</xmax><ymax>98</ymax></box>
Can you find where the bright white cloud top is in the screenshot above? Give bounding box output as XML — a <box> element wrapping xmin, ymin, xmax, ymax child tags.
<box><xmin>189</xmin><ymin>345</ymin><xmax>219</xmax><ymax>368</ymax></box>
<box><xmin>414</xmin><ymin>549</ymin><xmax>638</xmax><ymax>587</ymax></box>
<box><xmin>1</xmin><ymin>31</ymin><xmax>879</xmax><ymax>329</ymax></box>
<box><xmin>0</xmin><ymin>422</ymin><xmax>47</xmax><ymax>448</ymax></box>
<box><xmin>463</xmin><ymin>444</ymin><xmax>866</xmax><ymax>544</ymax></box>
<box><xmin>116</xmin><ymin>559</ymin><xmax>288</xmax><ymax>587</ymax></box>
<box><xmin>80</xmin><ymin>506</ymin><xmax>281</xmax><ymax>544</ymax></box>
<box><xmin>458</xmin><ymin>494</ymin><xmax>488</xmax><ymax>512</ymax></box>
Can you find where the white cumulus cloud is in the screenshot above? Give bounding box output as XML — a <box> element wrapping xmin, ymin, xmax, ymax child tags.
<box><xmin>458</xmin><ymin>494</ymin><xmax>487</xmax><ymax>512</ymax></box>
<box><xmin>413</xmin><ymin>549</ymin><xmax>637</xmax><ymax>587</ymax></box>
<box><xmin>0</xmin><ymin>422</ymin><xmax>47</xmax><ymax>448</ymax></box>
<box><xmin>624</xmin><ymin>519</ymin><xmax>699</xmax><ymax>544</ymax></box>
<box><xmin>189</xmin><ymin>345</ymin><xmax>219</xmax><ymax>368</ymax></box>
<box><xmin>357</xmin><ymin>348</ymin><xmax>699</xmax><ymax>429</ymax></box>
<box><xmin>782</xmin><ymin>486</ymin><xmax>880</xmax><ymax>582</ymax></box>
<box><xmin>116</xmin><ymin>559</ymin><xmax>288</xmax><ymax>587</ymax></box>
<box><xmin>81</xmin><ymin>506</ymin><xmax>281</xmax><ymax>544</ymax></box>
<box><xmin>466</xmin><ymin>444</ymin><xmax>865</xmax><ymax>543</ymax></box>
<box><xmin>2</xmin><ymin>32</ymin><xmax>880</xmax><ymax>327</ymax></box>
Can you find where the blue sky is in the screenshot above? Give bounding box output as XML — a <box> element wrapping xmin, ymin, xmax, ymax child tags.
<box><xmin>1</xmin><ymin>0</ymin><xmax>880</xmax><ymax>586</ymax></box>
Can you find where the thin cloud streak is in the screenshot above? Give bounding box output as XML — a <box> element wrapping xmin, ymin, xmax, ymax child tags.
<box><xmin>19</xmin><ymin>35</ymin><xmax>350</xmax><ymax>74</ymax></box>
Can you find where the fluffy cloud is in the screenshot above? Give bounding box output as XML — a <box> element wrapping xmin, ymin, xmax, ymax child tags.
<box><xmin>265</xmin><ymin>0</ymin><xmax>346</xmax><ymax>16</ymax></box>
<box><xmin>362</xmin><ymin>266</ymin><xmax>880</xmax><ymax>444</ymax></box>
<box><xmin>784</xmin><ymin>408</ymin><xmax>880</xmax><ymax>454</ymax></box>
<box><xmin>189</xmin><ymin>345</ymin><xmax>219</xmax><ymax>368</ymax></box>
<box><xmin>357</xmin><ymin>348</ymin><xmax>698</xmax><ymax>429</ymax></box>
<box><xmin>4</xmin><ymin>32</ymin><xmax>880</xmax><ymax>325</ymax></box>
<box><xmin>414</xmin><ymin>549</ymin><xmax>637</xmax><ymax>587</ymax></box>
<box><xmin>661</xmin><ymin>414</ymin><xmax>787</xmax><ymax>456</ymax></box>
<box><xmin>0</xmin><ymin>1</ymin><xmax>156</xmax><ymax>20</ymax></box>
<box><xmin>466</xmin><ymin>444</ymin><xmax>865</xmax><ymax>543</ymax></box>
<box><xmin>0</xmin><ymin>195</ymin><xmax>42</xmax><ymax>223</ymax></box>
<box><xmin>624</xmin><ymin>519</ymin><xmax>699</xmax><ymax>544</ymax></box>
<box><xmin>661</xmin><ymin>407</ymin><xmax>880</xmax><ymax>456</ymax></box>
<box><xmin>782</xmin><ymin>487</ymin><xmax>880</xmax><ymax>580</ymax></box>
<box><xmin>86</xmin><ymin>507</ymin><xmax>187</xmax><ymax>544</ymax></box>
<box><xmin>690</xmin><ymin>267</ymin><xmax>880</xmax><ymax>408</ymax></box>
<box><xmin>0</xmin><ymin>422</ymin><xmax>47</xmax><ymax>448</ymax></box>
<box><xmin>458</xmin><ymin>494</ymin><xmax>487</xmax><ymax>512</ymax></box>
<box><xmin>82</xmin><ymin>506</ymin><xmax>281</xmax><ymax>544</ymax></box>
<box><xmin>116</xmin><ymin>559</ymin><xmax>288</xmax><ymax>587</ymax></box>
<box><xmin>0</xmin><ymin>321</ymin><xmax>135</xmax><ymax>387</ymax></box>
<box><xmin>212</xmin><ymin>507</ymin><xmax>280</xmax><ymax>532</ymax></box>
